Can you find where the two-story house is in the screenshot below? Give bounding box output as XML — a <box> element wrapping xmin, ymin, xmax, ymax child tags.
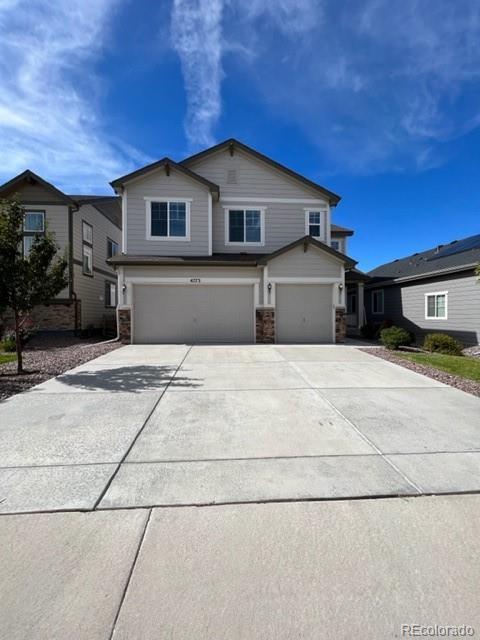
<box><xmin>109</xmin><ymin>138</ymin><xmax>363</xmax><ymax>344</ymax></box>
<box><xmin>0</xmin><ymin>170</ymin><xmax>121</xmax><ymax>334</ymax></box>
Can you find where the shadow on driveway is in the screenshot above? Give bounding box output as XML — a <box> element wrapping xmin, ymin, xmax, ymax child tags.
<box><xmin>51</xmin><ymin>365</ymin><xmax>203</xmax><ymax>393</ymax></box>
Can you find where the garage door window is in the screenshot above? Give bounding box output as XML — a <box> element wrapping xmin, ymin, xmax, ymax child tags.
<box><xmin>148</xmin><ymin>201</ymin><xmax>190</xmax><ymax>240</ymax></box>
<box><xmin>225</xmin><ymin>208</ymin><xmax>264</xmax><ymax>246</ymax></box>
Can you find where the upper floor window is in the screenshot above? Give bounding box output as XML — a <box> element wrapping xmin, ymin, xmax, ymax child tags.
<box><xmin>225</xmin><ymin>208</ymin><xmax>264</xmax><ymax>245</ymax></box>
<box><xmin>23</xmin><ymin>210</ymin><xmax>45</xmax><ymax>256</ymax></box>
<box><xmin>331</xmin><ymin>240</ymin><xmax>340</xmax><ymax>251</ymax></box>
<box><xmin>371</xmin><ymin>289</ymin><xmax>384</xmax><ymax>315</ymax></box>
<box><xmin>107</xmin><ymin>237</ymin><xmax>119</xmax><ymax>259</ymax></box>
<box><xmin>82</xmin><ymin>220</ymin><xmax>93</xmax><ymax>245</ymax></box>
<box><xmin>425</xmin><ymin>292</ymin><xmax>447</xmax><ymax>319</ymax></box>
<box><xmin>147</xmin><ymin>200</ymin><xmax>190</xmax><ymax>241</ymax></box>
<box><xmin>305</xmin><ymin>210</ymin><xmax>321</xmax><ymax>238</ymax></box>
<box><xmin>82</xmin><ymin>221</ymin><xmax>93</xmax><ymax>276</ymax></box>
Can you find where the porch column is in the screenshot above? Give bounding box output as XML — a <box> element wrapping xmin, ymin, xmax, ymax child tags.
<box><xmin>357</xmin><ymin>282</ymin><xmax>364</xmax><ymax>330</ymax></box>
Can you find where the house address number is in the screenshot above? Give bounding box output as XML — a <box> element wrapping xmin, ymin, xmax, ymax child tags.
<box><xmin>190</xmin><ymin>278</ymin><xmax>201</xmax><ymax>283</ymax></box>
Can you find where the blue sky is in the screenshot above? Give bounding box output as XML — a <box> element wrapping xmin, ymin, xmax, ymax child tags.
<box><xmin>1</xmin><ymin>0</ymin><xmax>479</xmax><ymax>271</ymax></box>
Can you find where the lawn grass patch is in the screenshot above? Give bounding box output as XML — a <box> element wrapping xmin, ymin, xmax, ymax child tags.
<box><xmin>396</xmin><ymin>351</ymin><xmax>480</xmax><ymax>382</ymax></box>
<box><xmin>0</xmin><ymin>353</ymin><xmax>17</xmax><ymax>365</ymax></box>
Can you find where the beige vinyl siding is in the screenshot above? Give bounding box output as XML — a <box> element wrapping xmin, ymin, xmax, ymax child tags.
<box><xmin>188</xmin><ymin>148</ymin><xmax>330</xmax><ymax>254</ymax></box>
<box><xmin>73</xmin><ymin>264</ymin><xmax>117</xmax><ymax>328</ymax></box>
<box><xmin>268</xmin><ymin>245</ymin><xmax>342</xmax><ymax>278</ymax></box>
<box><xmin>125</xmin><ymin>168</ymin><xmax>210</xmax><ymax>255</ymax></box>
<box><xmin>14</xmin><ymin>184</ymin><xmax>70</xmax><ymax>299</ymax></box>
<box><xmin>188</xmin><ymin>148</ymin><xmax>325</xmax><ymax>199</ymax></box>
<box><xmin>365</xmin><ymin>271</ymin><xmax>480</xmax><ymax>346</ymax></box>
<box><xmin>15</xmin><ymin>182</ymin><xmax>65</xmax><ymax>204</ymax></box>
<box><xmin>72</xmin><ymin>203</ymin><xmax>120</xmax><ymax>329</ymax></box>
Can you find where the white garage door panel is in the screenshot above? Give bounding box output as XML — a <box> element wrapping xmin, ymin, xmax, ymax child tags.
<box><xmin>133</xmin><ymin>285</ymin><xmax>254</xmax><ymax>344</ymax></box>
<box><xmin>276</xmin><ymin>284</ymin><xmax>333</xmax><ymax>344</ymax></box>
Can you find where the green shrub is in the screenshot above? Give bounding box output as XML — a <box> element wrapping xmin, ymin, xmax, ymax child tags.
<box><xmin>423</xmin><ymin>333</ymin><xmax>463</xmax><ymax>355</ymax></box>
<box><xmin>380</xmin><ymin>326</ymin><xmax>413</xmax><ymax>350</ymax></box>
<box><xmin>1</xmin><ymin>331</ymin><xmax>16</xmax><ymax>352</ymax></box>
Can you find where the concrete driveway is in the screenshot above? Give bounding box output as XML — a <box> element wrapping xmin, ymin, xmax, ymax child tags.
<box><xmin>0</xmin><ymin>344</ymin><xmax>480</xmax><ymax>513</ymax></box>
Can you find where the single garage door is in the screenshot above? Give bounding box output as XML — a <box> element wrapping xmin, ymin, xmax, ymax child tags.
<box><xmin>276</xmin><ymin>284</ymin><xmax>334</xmax><ymax>343</ymax></box>
<box><xmin>133</xmin><ymin>284</ymin><xmax>254</xmax><ymax>344</ymax></box>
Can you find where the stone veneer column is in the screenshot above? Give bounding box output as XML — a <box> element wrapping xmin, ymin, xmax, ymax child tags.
<box><xmin>256</xmin><ymin>308</ymin><xmax>275</xmax><ymax>344</ymax></box>
<box><xmin>118</xmin><ymin>308</ymin><xmax>132</xmax><ymax>344</ymax></box>
<box><xmin>335</xmin><ymin>307</ymin><xmax>346</xmax><ymax>343</ymax></box>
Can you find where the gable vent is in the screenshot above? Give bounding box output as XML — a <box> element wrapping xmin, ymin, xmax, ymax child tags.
<box><xmin>226</xmin><ymin>169</ymin><xmax>237</xmax><ymax>184</ymax></box>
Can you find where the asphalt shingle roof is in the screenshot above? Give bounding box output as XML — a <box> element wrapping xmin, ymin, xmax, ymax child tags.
<box><xmin>368</xmin><ymin>233</ymin><xmax>480</xmax><ymax>282</ymax></box>
<box><xmin>69</xmin><ymin>195</ymin><xmax>122</xmax><ymax>229</ymax></box>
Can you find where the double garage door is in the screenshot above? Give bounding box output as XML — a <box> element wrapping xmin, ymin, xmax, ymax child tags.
<box><xmin>132</xmin><ymin>283</ymin><xmax>334</xmax><ymax>344</ymax></box>
<box><xmin>133</xmin><ymin>284</ymin><xmax>255</xmax><ymax>344</ymax></box>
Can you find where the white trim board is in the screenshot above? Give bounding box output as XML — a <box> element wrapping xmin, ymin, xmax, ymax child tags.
<box><xmin>224</xmin><ymin>206</ymin><xmax>266</xmax><ymax>247</ymax></box>
<box><xmin>145</xmin><ymin>199</ymin><xmax>191</xmax><ymax>242</ymax></box>
<box><xmin>221</xmin><ymin>197</ymin><xmax>328</xmax><ymax>205</ymax></box>
<box><xmin>126</xmin><ymin>277</ymin><xmax>261</xmax><ymax>285</ymax></box>
<box><xmin>424</xmin><ymin>291</ymin><xmax>448</xmax><ymax>320</ymax></box>
<box><xmin>269</xmin><ymin>277</ymin><xmax>342</xmax><ymax>284</ymax></box>
<box><xmin>207</xmin><ymin>192</ymin><xmax>213</xmax><ymax>256</ymax></box>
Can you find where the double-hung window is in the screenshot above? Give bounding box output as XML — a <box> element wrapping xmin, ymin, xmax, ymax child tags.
<box><xmin>371</xmin><ymin>289</ymin><xmax>384</xmax><ymax>314</ymax></box>
<box><xmin>23</xmin><ymin>211</ymin><xmax>45</xmax><ymax>256</ymax></box>
<box><xmin>305</xmin><ymin>210</ymin><xmax>321</xmax><ymax>238</ymax></box>
<box><xmin>148</xmin><ymin>200</ymin><xmax>190</xmax><ymax>240</ymax></box>
<box><xmin>107</xmin><ymin>237</ymin><xmax>118</xmax><ymax>259</ymax></box>
<box><xmin>425</xmin><ymin>292</ymin><xmax>447</xmax><ymax>319</ymax></box>
<box><xmin>331</xmin><ymin>239</ymin><xmax>340</xmax><ymax>251</ymax></box>
<box><xmin>225</xmin><ymin>208</ymin><xmax>264</xmax><ymax>245</ymax></box>
<box><xmin>82</xmin><ymin>221</ymin><xmax>93</xmax><ymax>276</ymax></box>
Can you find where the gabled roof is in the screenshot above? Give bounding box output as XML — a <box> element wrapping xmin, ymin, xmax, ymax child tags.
<box><xmin>69</xmin><ymin>195</ymin><xmax>122</xmax><ymax>229</ymax></box>
<box><xmin>109</xmin><ymin>235</ymin><xmax>357</xmax><ymax>268</ymax></box>
<box><xmin>181</xmin><ymin>138</ymin><xmax>341</xmax><ymax>205</ymax></box>
<box><xmin>368</xmin><ymin>233</ymin><xmax>480</xmax><ymax>285</ymax></box>
<box><xmin>0</xmin><ymin>169</ymin><xmax>76</xmax><ymax>206</ymax></box>
<box><xmin>331</xmin><ymin>223</ymin><xmax>354</xmax><ymax>236</ymax></box>
<box><xmin>258</xmin><ymin>235</ymin><xmax>356</xmax><ymax>268</ymax></box>
<box><xmin>110</xmin><ymin>157</ymin><xmax>220</xmax><ymax>196</ymax></box>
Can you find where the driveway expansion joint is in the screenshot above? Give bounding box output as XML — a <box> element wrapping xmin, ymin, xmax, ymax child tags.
<box><xmin>92</xmin><ymin>346</ymin><xmax>194</xmax><ymax>510</ymax></box>
<box><xmin>107</xmin><ymin>508</ymin><xmax>153</xmax><ymax>640</ymax></box>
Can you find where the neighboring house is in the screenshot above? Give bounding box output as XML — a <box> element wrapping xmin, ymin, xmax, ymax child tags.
<box><xmin>109</xmin><ymin>138</ymin><xmax>365</xmax><ymax>344</ymax></box>
<box><xmin>365</xmin><ymin>234</ymin><xmax>480</xmax><ymax>346</ymax></box>
<box><xmin>0</xmin><ymin>170</ymin><xmax>121</xmax><ymax>334</ymax></box>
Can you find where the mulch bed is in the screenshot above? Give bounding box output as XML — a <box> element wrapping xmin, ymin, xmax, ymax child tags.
<box><xmin>363</xmin><ymin>347</ymin><xmax>480</xmax><ymax>398</ymax></box>
<box><xmin>0</xmin><ymin>334</ymin><xmax>121</xmax><ymax>401</ymax></box>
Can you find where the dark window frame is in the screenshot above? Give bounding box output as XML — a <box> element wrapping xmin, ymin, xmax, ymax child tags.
<box><xmin>104</xmin><ymin>280</ymin><xmax>117</xmax><ymax>308</ymax></box>
<box><xmin>107</xmin><ymin>236</ymin><xmax>119</xmax><ymax>259</ymax></box>
<box><xmin>23</xmin><ymin>209</ymin><xmax>46</xmax><ymax>257</ymax></box>
<box><xmin>82</xmin><ymin>220</ymin><xmax>94</xmax><ymax>277</ymax></box>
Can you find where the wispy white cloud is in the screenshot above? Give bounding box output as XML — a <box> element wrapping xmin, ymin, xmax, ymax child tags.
<box><xmin>171</xmin><ymin>0</ymin><xmax>480</xmax><ymax>173</ymax></box>
<box><xmin>171</xmin><ymin>0</ymin><xmax>223</xmax><ymax>148</ymax></box>
<box><xmin>0</xmin><ymin>0</ymin><xmax>143</xmax><ymax>192</ymax></box>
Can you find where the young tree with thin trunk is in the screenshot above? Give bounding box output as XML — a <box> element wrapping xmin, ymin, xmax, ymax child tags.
<box><xmin>0</xmin><ymin>197</ymin><xmax>68</xmax><ymax>373</ymax></box>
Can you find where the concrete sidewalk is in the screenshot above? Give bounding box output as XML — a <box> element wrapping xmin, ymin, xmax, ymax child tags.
<box><xmin>1</xmin><ymin>495</ymin><xmax>479</xmax><ymax>639</ymax></box>
<box><xmin>1</xmin><ymin>344</ymin><xmax>480</xmax><ymax>513</ymax></box>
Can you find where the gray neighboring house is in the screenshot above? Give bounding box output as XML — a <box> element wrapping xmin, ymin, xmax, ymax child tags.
<box><xmin>365</xmin><ymin>234</ymin><xmax>480</xmax><ymax>346</ymax></box>
<box><xmin>109</xmin><ymin>138</ymin><xmax>365</xmax><ymax>344</ymax></box>
<box><xmin>0</xmin><ymin>170</ymin><xmax>121</xmax><ymax>334</ymax></box>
